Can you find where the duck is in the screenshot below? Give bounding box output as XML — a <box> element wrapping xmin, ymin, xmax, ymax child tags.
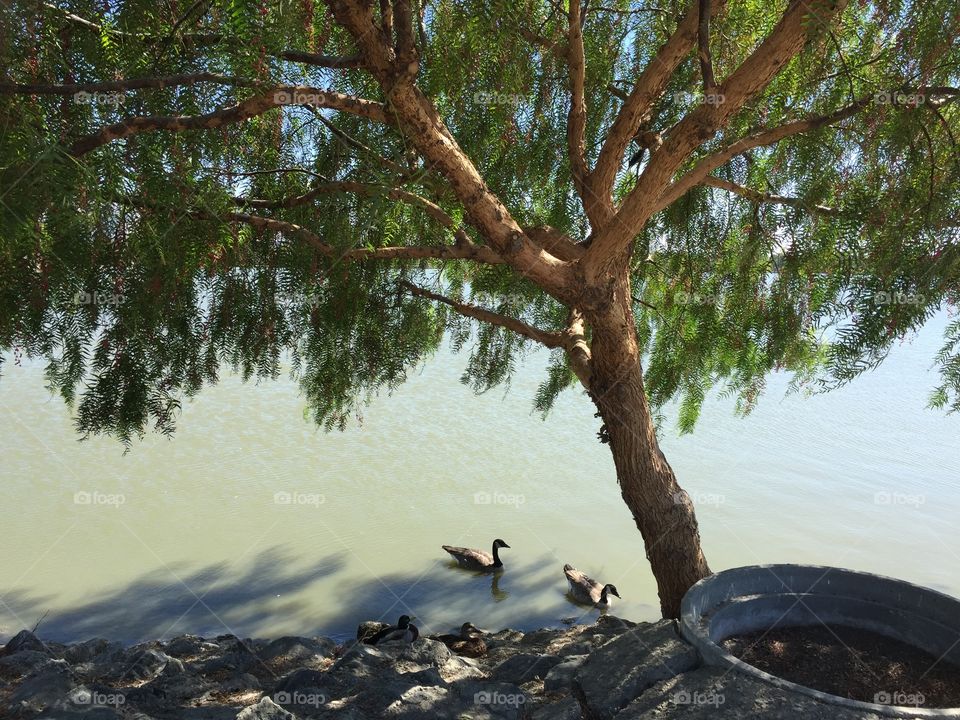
<box><xmin>431</xmin><ymin>622</ymin><xmax>487</xmax><ymax>658</ymax></box>
<box><xmin>442</xmin><ymin>539</ymin><xmax>510</xmax><ymax>571</ymax></box>
<box><xmin>563</xmin><ymin>564</ymin><xmax>621</xmax><ymax>608</ymax></box>
<box><xmin>362</xmin><ymin>615</ymin><xmax>419</xmax><ymax>645</ymax></box>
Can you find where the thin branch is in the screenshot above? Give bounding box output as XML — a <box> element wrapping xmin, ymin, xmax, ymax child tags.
<box><xmin>697</xmin><ymin>0</ymin><xmax>717</xmax><ymax>93</ymax></box>
<box><xmin>587</xmin><ymin>0</ymin><xmax>727</xmax><ymax>206</ymax></box>
<box><xmin>400</xmin><ymin>280</ymin><xmax>565</xmax><ymax>348</ymax></box>
<box><xmin>702</xmin><ymin>176</ymin><xmax>839</xmax><ymax>215</ymax></box>
<box><xmin>67</xmin><ymin>87</ymin><xmax>390</xmax><ymax>156</ymax></box>
<box><xmin>41</xmin><ymin>2</ymin><xmax>364</xmax><ymax>68</ymax></box>
<box><xmin>654</xmin><ymin>98</ymin><xmax>871</xmax><ymax>213</ymax></box>
<box><xmin>585</xmin><ymin>0</ymin><xmax>848</xmax><ymax>273</ymax></box>
<box><xmin>0</xmin><ymin>73</ymin><xmax>256</xmax><ymax>95</ymax></box>
<box><xmin>219</xmin><ymin>210</ymin><xmax>504</xmax><ymax>264</ymax></box>
<box><xmin>566</xmin><ymin>0</ymin><xmax>592</xmax><ymax>221</ymax></box>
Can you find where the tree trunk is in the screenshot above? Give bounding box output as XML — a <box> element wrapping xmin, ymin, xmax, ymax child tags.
<box><xmin>587</xmin><ymin>273</ymin><xmax>711</xmax><ymax>618</ymax></box>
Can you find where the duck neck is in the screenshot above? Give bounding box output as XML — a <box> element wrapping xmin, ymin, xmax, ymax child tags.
<box><xmin>491</xmin><ymin>543</ymin><xmax>502</xmax><ymax>567</ymax></box>
<box><xmin>599</xmin><ymin>586</ymin><xmax>610</xmax><ymax>605</ymax></box>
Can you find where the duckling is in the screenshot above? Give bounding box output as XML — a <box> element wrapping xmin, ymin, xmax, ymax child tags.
<box><xmin>363</xmin><ymin>615</ymin><xmax>419</xmax><ymax>645</ymax></box>
<box><xmin>442</xmin><ymin>539</ymin><xmax>510</xmax><ymax>571</ymax></box>
<box><xmin>563</xmin><ymin>564</ymin><xmax>621</xmax><ymax>608</ymax></box>
<box><xmin>431</xmin><ymin>622</ymin><xmax>487</xmax><ymax>658</ymax></box>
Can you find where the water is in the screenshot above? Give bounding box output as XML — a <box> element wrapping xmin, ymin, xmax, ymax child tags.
<box><xmin>0</xmin><ymin>315</ymin><xmax>957</xmax><ymax>644</ymax></box>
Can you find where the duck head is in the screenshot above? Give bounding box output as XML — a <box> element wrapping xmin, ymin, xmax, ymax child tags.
<box><xmin>602</xmin><ymin>584</ymin><xmax>621</xmax><ymax>600</ymax></box>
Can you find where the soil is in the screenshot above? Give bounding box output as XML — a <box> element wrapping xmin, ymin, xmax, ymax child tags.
<box><xmin>723</xmin><ymin>625</ymin><xmax>960</xmax><ymax>709</ymax></box>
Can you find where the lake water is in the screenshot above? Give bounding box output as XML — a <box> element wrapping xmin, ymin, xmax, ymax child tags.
<box><xmin>1</xmin><ymin>314</ymin><xmax>958</xmax><ymax>644</ymax></box>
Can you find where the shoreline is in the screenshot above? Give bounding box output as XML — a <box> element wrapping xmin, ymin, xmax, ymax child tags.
<box><xmin>0</xmin><ymin>616</ymin><xmax>924</xmax><ymax>719</ymax></box>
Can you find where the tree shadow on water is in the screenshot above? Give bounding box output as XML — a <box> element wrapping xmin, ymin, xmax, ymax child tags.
<box><xmin>0</xmin><ymin>546</ymin><xmax>346</xmax><ymax>644</ymax></box>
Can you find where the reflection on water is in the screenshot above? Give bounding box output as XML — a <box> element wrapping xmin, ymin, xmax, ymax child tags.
<box><xmin>0</xmin><ymin>314</ymin><xmax>958</xmax><ymax>644</ymax></box>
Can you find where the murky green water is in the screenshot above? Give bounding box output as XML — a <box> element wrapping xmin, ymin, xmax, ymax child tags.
<box><xmin>1</xmin><ymin>315</ymin><xmax>957</xmax><ymax>644</ymax></box>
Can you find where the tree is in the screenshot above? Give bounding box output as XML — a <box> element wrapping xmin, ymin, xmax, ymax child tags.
<box><xmin>0</xmin><ymin>0</ymin><xmax>958</xmax><ymax>617</ymax></box>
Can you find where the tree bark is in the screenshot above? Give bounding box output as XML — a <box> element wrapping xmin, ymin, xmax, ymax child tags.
<box><xmin>587</xmin><ymin>272</ymin><xmax>711</xmax><ymax>618</ymax></box>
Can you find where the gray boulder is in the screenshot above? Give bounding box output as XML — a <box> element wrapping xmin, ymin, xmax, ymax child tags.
<box><xmin>236</xmin><ymin>696</ymin><xmax>296</xmax><ymax>720</ymax></box>
<box><xmin>63</xmin><ymin>639</ymin><xmax>122</xmax><ymax>665</ymax></box>
<box><xmin>543</xmin><ymin>655</ymin><xmax>588</xmax><ymax>692</ymax></box>
<box><xmin>614</xmin><ymin>666</ymin><xmax>887</xmax><ymax>719</ymax></box>
<box><xmin>571</xmin><ymin>620</ymin><xmax>700</xmax><ymax>720</ymax></box>
<box><xmin>7</xmin><ymin>662</ymin><xmax>75</xmax><ymax>714</ymax></box>
<box><xmin>258</xmin><ymin>636</ymin><xmax>336</xmax><ymax>665</ymax></box>
<box><xmin>491</xmin><ymin>653</ymin><xmax>564</xmax><ymax>684</ymax></box>
<box><xmin>163</xmin><ymin>635</ymin><xmax>208</xmax><ymax>658</ymax></box>
<box><xmin>3</xmin><ymin>629</ymin><xmax>48</xmax><ymax>656</ymax></box>
<box><xmin>0</xmin><ymin>649</ymin><xmax>60</xmax><ymax>678</ymax></box>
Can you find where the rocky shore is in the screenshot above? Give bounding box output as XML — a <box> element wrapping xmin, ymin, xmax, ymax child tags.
<box><xmin>0</xmin><ymin>617</ymin><xmax>909</xmax><ymax>719</ymax></box>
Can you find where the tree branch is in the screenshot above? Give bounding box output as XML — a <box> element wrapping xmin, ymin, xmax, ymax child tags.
<box><xmin>566</xmin><ymin>0</ymin><xmax>592</xmax><ymax>221</ymax></box>
<box><xmin>701</xmin><ymin>176</ymin><xmax>839</xmax><ymax>215</ymax></box>
<box><xmin>221</xmin><ymin>211</ymin><xmax>504</xmax><ymax>264</ymax></box>
<box><xmin>587</xmin><ymin>0</ymin><xmax>727</xmax><ymax>208</ymax></box>
<box><xmin>697</xmin><ymin>0</ymin><xmax>717</xmax><ymax>94</ymax></box>
<box><xmin>653</xmin><ymin>98</ymin><xmax>871</xmax><ymax>213</ymax></box>
<box><xmin>328</xmin><ymin>0</ymin><xmax>576</xmax><ymax>299</ymax></box>
<box><xmin>585</xmin><ymin>0</ymin><xmax>849</xmax><ymax>273</ymax></box>
<box><xmin>562</xmin><ymin>307</ymin><xmax>592</xmax><ymax>389</ymax></box>
<box><xmin>67</xmin><ymin>87</ymin><xmax>390</xmax><ymax>156</ymax></box>
<box><xmin>0</xmin><ymin>73</ymin><xmax>256</xmax><ymax>95</ymax></box>
<box><xmin>399</xmin><ymin>280</ymin><xmax>566</xmax><ymax>348</ymax></box>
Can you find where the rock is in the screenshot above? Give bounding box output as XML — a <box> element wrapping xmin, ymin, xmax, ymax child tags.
<box><xmin>7</xmin><ymin>662</ymin><xmax>75</xmax><ymax>714</ymax></box>
<box><xmin>0</xmin><ymin>649</ymin><xmax>60</xmax><ymax>677</ymax></box>
<box><xmin>163</xmin><ymin>634</ymin><xmax>207</xmax><ymax>658</ymax></box>
<box><xmin>122</xmin><ymin>648</ymin><xmax>171</xmax><ymax>682</ymax></box>
<box><xmin>454</xmin><ymin>680</ymin><xmax>529</xmax><ymax>719</ymax></box>
<box><xmin>543</xmin><ymin>655</ymin><xmax>588</xmax><ymax>692</ymax></box>
<box><xmin>572</xmin><ymin>620</ymin><xmax>700</xmax><ymax>720</ymax></box>
<box><xmin>356</xmin><ymin>621</ymin><xmax>390</xmax><ymax>642</ymax></box>
<box><xmin>558</xmin><ymin>641</ymin><xmax>592</xmax><ymax>657</ymax></box>
<box><xmin>530</xmin><ymin>696</ymin><xmax>583</xmax><ymax>720</ymax></box>
<box><xmin>3</xmin><ymin>629</ymin><xmax>49</xmax><ymax>656</ymax></box>
<box><xmin>491</xmin><ymin>653</ymin><xmax>564</xmax><ymax>684</ymax></box>
<box><xmin>382</xmin><ymin>684</ymin><xmax>449</xmax><ymax>718</ymax></box>
<box><xmin>221</xmin><ymin>672</ymin><xmax>262</xmax><ymax>693</ymax></box>
<box><xmin>258</xmin><ymin>636</ymin><xmax>336</xmax><ymax>664</ymax></box>
<box><xmin>236</xmin><ymin>696</ymin><xmax>296</xmax><ymax>720</ymax></box>
<box><xmin>63</xmin><ymin>639</ymin><xmax>121</xmax><ymax>665</ymax></box>
<box><xmin>36</xmin><ymin>706</ymin><xmax>123</xmax><ymax>719</ymax></box>
<box><xmin>614</xmin><ymin>666</ymin><xmax>885</xmax><ymax>719</ymax></box>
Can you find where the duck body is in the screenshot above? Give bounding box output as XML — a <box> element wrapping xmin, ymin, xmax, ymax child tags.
<box><xmin>432</xmin><ymin>622</ymin><xmax>487</xmax><ymax>658</ymax></box>
<box><xmin>362</xmin><ymin>615</ymin><xmax>419</xmax><ymax>645</ymax></box>
<box><xmin>563</xmin><ymin>564</ymin><xmax>621</xmax><ymax>608</ymax></box>
<box><xmin>442</xmin><ymin>539</ymin><xmax>510</xmax><ymax>571</ymax></box>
